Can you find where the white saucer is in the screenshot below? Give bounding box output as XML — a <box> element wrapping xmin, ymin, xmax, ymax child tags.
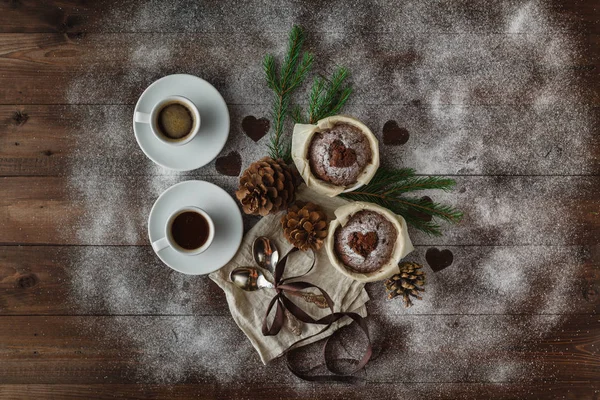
<box><xmin>133</xmin><ymin>74</ymin><xmax>230</xmax><ymax>171</ymax></box>
<box><xmin>148</xmin><ymin>180</ymin><xmax>243</xmax><ymax>275</ymax></box>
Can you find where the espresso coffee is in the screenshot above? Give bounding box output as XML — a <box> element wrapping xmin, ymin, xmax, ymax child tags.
<box><xmin>170</xmin><ymin>211</ymin><xmax>210</xmax><ymax>250</ymax></box>
<box><xmin>157</xmin><ymin>102</ymin><xmax>194</xmax><ymax>140</ymax></box>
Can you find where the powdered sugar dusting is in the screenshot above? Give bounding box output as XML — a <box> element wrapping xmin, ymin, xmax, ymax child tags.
<box><xmin>70</xmin><ymin>247</ymin><xmax>215</xmax><ymax>315</ymax></box>
<box><xmin>62</xmin><ymin>0</ymin><xmax>595</xmax><ymax>387</ymax></box>
<box><xmin>64</xmin><ymin>30</ymin><xmax>258</xmax><ymax>383</ymax></box>
<box><xmin>308</xmin><ymin>123</ymin><xmax>372</xmax><ymax>186</ymax></box>
<box><xmin>334</xmin><ymin>210</ymin><xmax>397</xmax><ymax>272</ymax></box>
<box><xmin>81</xmin><ymin>315</ymin><xmax>269</xmax><ymax>384</ymax></box>
<box><xmin>370</xmin><ymin>246</ymin><xmax>588</xmax><ymax>316</ymax></box>
<box><xmin>366</xmin><ymin>314</ymin><xmax>552</xmax><ymax>382</ymax></box>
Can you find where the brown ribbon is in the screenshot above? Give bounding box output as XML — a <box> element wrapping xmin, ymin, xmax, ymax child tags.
<box><xmin>261</xmin><ymin>248</ymin><xmax>372</xmax><ymax>382</ymax></box>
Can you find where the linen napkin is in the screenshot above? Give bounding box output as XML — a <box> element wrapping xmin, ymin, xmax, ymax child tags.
<box><xmin>209</xmin><ymin>185</ymin><xmax>370</xmax><ymax>364</ymax></box>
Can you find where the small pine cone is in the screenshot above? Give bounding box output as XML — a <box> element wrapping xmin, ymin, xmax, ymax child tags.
<box><xmin>281</xmin><ymin>202</ymin><xmax>328</xmax><ymax>251</ymax></box>
<box><xmin>384</xmin><ymin>261</ymin><xmax>426</xmax><ymax>308</ymax></box>
<box><xmin>235</xmin><ymin>157</ymin><xmax>296</xmax><ymax>216</ymax></box>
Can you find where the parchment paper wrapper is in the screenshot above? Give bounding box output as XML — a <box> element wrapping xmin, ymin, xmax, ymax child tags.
<box><xmin>291</xmin><ymin>115</ymin><xmax>380</xmax><ymax>197</ymax></box>
<box><xmin>209</xmin><ymin>185</ymin><xmax>369</xmax><ymax>364</ymax></box>
<box><xmin>325</xmin><ymin>202</ymin><xmax>414</xmax><ymax>282</ymax></box>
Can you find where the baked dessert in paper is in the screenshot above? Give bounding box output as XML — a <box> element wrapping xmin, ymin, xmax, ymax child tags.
<box><xmin>292</xmin><ymin>115</ymin><xmax>380</xmax><ymax>197</ymax></box>
<box><xmin>325</xmin><ymin>202</ymin><xmax>414</xmax><ymax>282</ymax></box>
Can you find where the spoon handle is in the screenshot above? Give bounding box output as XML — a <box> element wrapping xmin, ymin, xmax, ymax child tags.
<box><xmin>287</xmin><ymin>291</ymin><xmax>329</xmax><ymax>309</ymax></box>
<box><xmin>285</xmin><ymin>310</ymin><xmax>302</xmax><ymax>336</ymax></box>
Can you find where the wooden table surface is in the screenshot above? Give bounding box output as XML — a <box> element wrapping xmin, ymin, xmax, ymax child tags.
<box><xmin>0</xmin><ymin>1</ymin><xmax>599</xmax><ymax>399</ymax></box>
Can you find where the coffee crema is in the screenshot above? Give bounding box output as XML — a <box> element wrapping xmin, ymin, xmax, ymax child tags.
<box><xmin>170</xmin><ymin>211</ymin><xmax>210</xmax><ymax>250</ymax></box>
<box><xmin>157</xmin><ymin>102</ymin><xmax>194</xmax><ymax>140</ymax></box>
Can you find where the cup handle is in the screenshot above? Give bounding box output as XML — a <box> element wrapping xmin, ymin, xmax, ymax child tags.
<box><xmin>134</xmin><ymin>111</ymin><xmax>151</xmax><ymax>124</ymax></box>
<box><xmin>151</xmin><ymin>237</ymin><xmax>169</xmax><ymax>252</ymax></box>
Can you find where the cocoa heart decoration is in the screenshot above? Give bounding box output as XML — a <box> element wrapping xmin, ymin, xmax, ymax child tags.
<box><xmin>350</xmin><ymin>231</ymin><xmax>378</xmax><ymax>257</ymax></box>
<box><xmin>382</xmin><ymin>120</ymin><xmax>409</xmax><ymax>145</ymax></box>
<box><xmin>215</xmin><ymin>151</ymin><xmax>242</xmax><ymax>176</ymax></box>
<box><xmin>242</xmin><ymin>116</ymin><xmax>270</xmax><ymax>142</ymax></box>
<box><xmin>425</xmin><ymin>248</ymin><xmax>454</xmax><ymax>272</ymax></box>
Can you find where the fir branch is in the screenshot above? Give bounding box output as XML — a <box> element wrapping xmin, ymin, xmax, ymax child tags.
<box><xmin>355</xmin><ymin>167</ymin><xmax>416</xmax><ymax>193</ymax></box>
<box><xmin>308</xmin><ymin>76</ymin><xmax>326</xmax><ymax>123</ymax></box>
<box><xmin>340</xmin><ymin>168</ymin><xmax>463</xmax><ymax>236</ymax></box>
<box><xmin>263</xmin><ymin>55</ymin><xmax>278</xmax><ymax>91</ymax></box>
<box><xmin>287</xmin><ymin>52</ymin><xmax>314</xmax><ymax>94</ymax></box>
<box><xmin>385</xmin><ymin>176</ymin><xmax>457</xmax><ymax>194</ymax></box>
<box><xmin>263</xmin><ymin>25</ymin><xmax>314</xmax><ymax>162</ymax></box>
<box><xmin>295</xmin><ymin>66</ymin><xmax>353</xmax><ymax>124</ymax></box>
<box><xmin>291</xmin><ymin>105</ymin><xmax>304</xmax><ymax>124</ymax></box>
<box><xmin>311</xmin><ymin>67</ymin><xmax>350</xmax><ymax>122</ymax></box>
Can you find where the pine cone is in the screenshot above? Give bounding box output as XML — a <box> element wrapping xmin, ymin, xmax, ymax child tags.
<box><xmin>384</xmin><ymin>261</ymin><xmax>426</xmax><ymax>307</ymax></box>
<box><xmin>281</xmin><ymin>202</ymin><xmax>328</xmax><ymax>251</ymax></box>
<box><xmin>236</xmin><ymin>157</ymin><xmax>296</xmax><ymax>216</ymax></box>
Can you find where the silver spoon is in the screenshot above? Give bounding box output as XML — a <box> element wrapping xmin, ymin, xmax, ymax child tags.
<box><xmin>229</xmin><ymin>266</ymin><xmax>302</xmax><ymax>335</ymax></box>
<box><xmin>252</xmin><ymin>236</ymin><xmax>279</xmax><ymax>274</ymax></box>
<box><xmin>251</xmin><ymin>236</ymin><xmax>329</xmax><ymax>309</ymax></box>
<box><xmin>230</xmin><ymin>266</ymin><xmax>273</xmax><ymax>291</ymax></box>
<box><xmin>251</xmin><ymin>237</ymin><xmax>305</xmax><ymax>335</ymax></box>
<box><xmin>229</xmin><ymin>266</ymin><xmax>328</xmax><ymax>308</ymax></box>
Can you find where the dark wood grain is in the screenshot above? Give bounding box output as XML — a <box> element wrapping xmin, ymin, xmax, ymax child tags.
<box><xmin>0</xmin><ymin>315</ymin><xmax>597</xmax><ymax>384</ymax></box>
<box><xmin>0</xmin><ymin>33</ymin><xmax>598</xmax><ymax>105</ymax></box>
<box><xmin>0</xmin><ymin>382</ymin><xmax>600</xmax><ymax>400</ymax></box>
<box><xmin>1</xmin><ymin>176</ymin><xmax>598</xmax><ymax>246</ymax></box>
<box><xmin>0</xmin><ymin>0</ymin><xmax>599</xmax><ymax>34</ymax></box>
<box><xmin>0</xmin><ymin>382</ymin><xmax>598</xmax><ymax>400</ymax></box>
<box><xmin>1</xmin><ymin>245</ymin><xmax>597</xmax><ymax>316</ymax></box>
<box><xmin>0</xmin><ymin>0</ymin><xmax>598</xmax><ymax>398</ymax></box>
<box><xmin>1</xmin><ymin>104</ymin><xmax>598</xmax><ymax>177</ymax></box>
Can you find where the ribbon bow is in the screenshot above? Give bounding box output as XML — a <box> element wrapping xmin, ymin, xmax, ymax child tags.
<box><xmin>261</xmin><ymin>247</ymin><xmax>372</xmax><ymax>382</ymax></box>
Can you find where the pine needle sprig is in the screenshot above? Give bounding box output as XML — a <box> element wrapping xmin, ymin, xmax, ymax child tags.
<box><xmin>264</xmin><ymin>25</ymin><xmax>314</xmax><ymax>162</ymax></box>
<box><xmin>340</xmin><ymin>168</ymin><xmax>463</xmax><ymax>236</ymax></box>
<box><xmin>293</xmin><ymin>66</ymin><xmax>353</xmax><ymax>124</ymax></box>
<box><xmin>307</xmin><ymin>76</ymin><xmax>326</xmax><ymax>123</ymax></box>
<box><xmin>263</xmin><ymin>54</ymin><xmax>278</xmax><ymax>92</ymax></box>
<box><xmin>311</xmin><ymin>67</ymin><xmax>352</xmax><ymax>123</ymax></box>
<box><xmin>291</xmin><ymin>105</ymin><xmax>304</xmax><ymax>126</ymax></box>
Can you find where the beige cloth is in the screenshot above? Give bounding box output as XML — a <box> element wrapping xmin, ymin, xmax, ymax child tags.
<box><xmin>209</xmin><ymin>185</ymin><xmax>369</xmax><ymax>364</ymax></box>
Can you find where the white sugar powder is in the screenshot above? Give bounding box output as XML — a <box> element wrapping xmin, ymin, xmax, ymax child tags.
<box><xmin>65</xmin><ymin>0</ymin><xmax>594</xmax><ymax>385</ymax></box>
<box><xmin>372</xmin><ymin>246</ymin><xmax>584</xmax><ymax>316</ymax></box>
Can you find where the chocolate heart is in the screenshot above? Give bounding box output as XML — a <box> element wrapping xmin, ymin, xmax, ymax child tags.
<box><xmin>329</xmin><ymin>139</ymin><xmax>357</xmax><ymax>168</ymax></box>
<box><xmin>215</xmin><ymin>151</ymin><xmax>242</xmax><ymax>176</ymax></box>
<box><xmin>349</xmin><ymin>231</ymin><xmax>378</xmax><ymax>257</ymax></box>
<box><xmin>425</xmin><ymin>248</ymin><xmax>454</xmax><ymax>272</ymax></box>
<box><xmin>382</xmin><ymin>120</ymin><xmax>409</xmax><ymax>145</ymax></box>
<box><xmin>242</xmin><ymin>116</ymin><xmax>270</xmax><ymax>142</ymax></box>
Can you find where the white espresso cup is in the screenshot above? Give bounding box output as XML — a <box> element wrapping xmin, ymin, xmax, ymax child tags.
<box><xmin>134</xmin><ymin>95</ymin><xmax>201</xmax><ymax>146</ymax></box>
<box><xmin>152</xmin><ymin>206</ymin><xmax>215</xmax><ymax>255</ymax></box>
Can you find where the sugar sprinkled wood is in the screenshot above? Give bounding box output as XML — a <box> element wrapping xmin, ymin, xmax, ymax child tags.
<box><xmin>59</xmin><ymin>0</ymin><xmax>598</xmax><ymax>386</ymax></box>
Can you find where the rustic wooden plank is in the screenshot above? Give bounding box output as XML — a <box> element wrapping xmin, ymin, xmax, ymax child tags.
<box><xmin>0</xmin><ymin>245</ymin><xmax>597</xmax><ymax>316</ymax></box>
<box><xmin>0</xmin><ymin>382</ymin><xmax>598</xmax><ymax>400</ymax></box>
<box><xmin>0</xmin><ymin>1</ymin><xmax>596</xmax><ymax>398</ymax></box>
<box><xmin>0</xmin><ymin>0</ymin><xmax>90</xmax><ymax>34</ymax></box>
<box><xmin>0</xmin><ymin>245</ymin><xmax>230</xmax><ymax>316</ymax></box>
<box><xmin>1</xmin><ymin>104</ymin><xmax>598</xmax><ymax>177</ymax></box>
<box><xmin>0</xmin><ymin>176</ymin><xmax>598</xmax><ymax>246</ymax></box>
<box><xmin>0</xmin><ymin>33</ymin><xmax>598</xmax><ymax>105</ymax></box>
<box><xmin>0</xmin><ymin>0</ymin><xmax>598</xmax><ymax>34</ymax></box>
<box><xmin>0</xmin><ymin>315</ymin><xmax>597</xmax><ymax>384</ymax></box>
